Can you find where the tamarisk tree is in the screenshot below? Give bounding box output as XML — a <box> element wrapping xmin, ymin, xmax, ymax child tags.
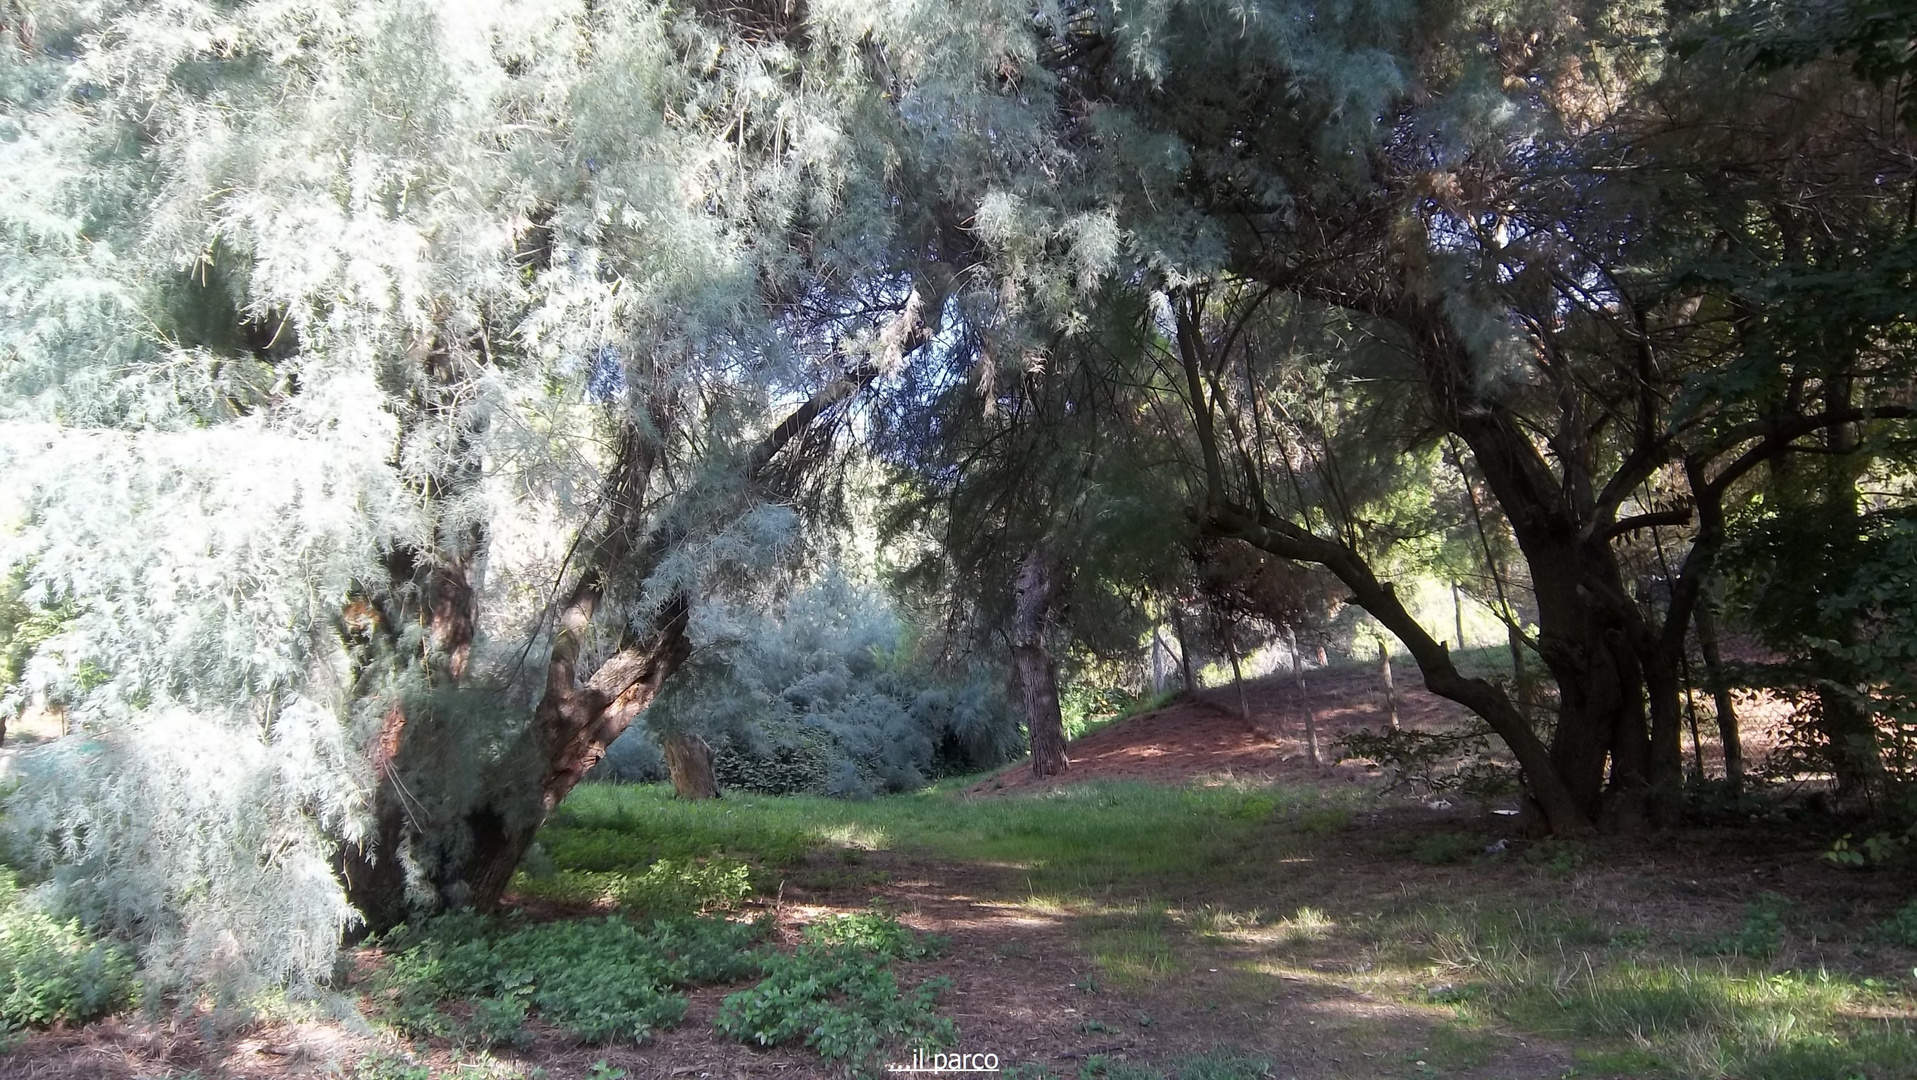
<box><xmin>0</xmin><ymin>0</ymin><xmax>1029</xmax><ymax>989</ymax></box>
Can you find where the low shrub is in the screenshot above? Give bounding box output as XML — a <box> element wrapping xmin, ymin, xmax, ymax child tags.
<box><xmin>715</xmin><ymin>911</ymin><xmax>954</xmax><ymax>1074</ymax></box>
<box><xmin>0</xmin><ymin>871</ymin><xmax>136</xmax><ymax>1028</ymax></box>
<box><xmin>379</xmin><ymin>913</ymin><xmax>767</xmax><ymax>1045</ymax></box>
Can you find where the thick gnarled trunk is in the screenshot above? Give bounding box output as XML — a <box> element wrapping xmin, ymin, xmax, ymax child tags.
<box><xmin>663</xmin><ymin>733</ymin><xmax>721</xmax><ymax>799</ymax></box>
<box><xmin>337</xmin><ymin>296</ymin><xmax>929</xmax><ymax>933</ymax></box>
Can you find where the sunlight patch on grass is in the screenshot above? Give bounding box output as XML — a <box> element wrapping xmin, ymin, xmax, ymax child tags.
<box><xmin>1079</xmin><ymin>901</ymin><xmax>1179</xmax><ymax>991</ymax></box>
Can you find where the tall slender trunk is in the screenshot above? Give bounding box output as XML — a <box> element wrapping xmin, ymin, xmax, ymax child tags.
<box><xmin>1379</xmin><ymin>640</ymin><xmax>1398</xmax><ymax>731</ymax></box>
<box><xmin>1171</xmin><ymin>605</ymin><xmax>1196</xmax><ymax>692</ymax></box>
<box><xmin>1819</xmin><ymin>374</ymin><xmax>1882</xmax><ymax>803</ymax></box>
<box><xmin>1508</xmin><ymin>622</ymin><xmax>1531</xmax><ymax>725</ymax></box>
<box><xmin>1228</xmin><ymin>631</ymin><xmax>1251</xmax><ymax>721</ymax></box>
<box><xmin>1015</xmin><ymin>548</ymin><xmax>1069</xmax><ymax>779</ymax></box>
<box><xmin>1288</xmin><ymin>625</ymin><xmax>1320</xmax><ymax>765</ymax></box>
<box><xmin>1452</xmin><ymin>584</ymin><xmax>1466</xmax><ymax>651</ymax></box>
<box><xmin>1693</xmin><ymin>591</ymin><xmax>1742</xmax><ymax>794</ymax></box>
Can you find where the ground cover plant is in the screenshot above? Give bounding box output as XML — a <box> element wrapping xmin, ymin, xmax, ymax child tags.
<box><xmin>502</xmin><ymin>772</ymin><xmax>1917</xmax><ymax>1080</ymax></box>
<box><xmin>0</xmin><ymin>870</ymin><xmax>136</xmax><ymax>1032</ymax></box>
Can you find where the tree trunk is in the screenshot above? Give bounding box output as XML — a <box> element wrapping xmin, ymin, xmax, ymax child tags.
<box><xmin>663</xmin><ymin>733</ymin><xmax>721</xmax><ymax>799</ymax></box>
<box><xmin>334</xmin><ymin>336</ymin><xmax>894</xmax><ymax>930</ymax></box>
<box><xmin>1014</xmin><ymin>548</ymin><xmax>1069</xmax><ymax>779</ymax></box>
<box><xmin>1509</xmin><ymin>622</ymin><xmax>1532</xmax><ymax>725</ymax></box>
<box><xmin>1693</xmin><ymin>592</ymin><xmax>1742</xmax><ymax>794</ymax></box>
<box><xmin>1152</xmin><ymin>629</ymin><xmax>1167</xmax><ymax>693</ymax></box>
<box><xmin>1452</xmin><ymin>583</ymin><xmax>1466</xmax><ymax>651</ymax></box>
<box><xmin>1640</xmin><ymin>641</ymin><xmax>1687</xmax><ymax>825</ymax></box>
<box><xmin>1228</xmin><ymin>631</ymin><xmax>1251</xmax><ymax>721</ymax></box>
<box><xmin>1288</xmin><ymin>625</ymin><xmax>1320</xmax><ymax>765</ymax></box>
<box><xmin>1817</xmin><ymin>374</ymin><xmax>1882</xmax><ymax>803</ymax></box>
<box><xmin>1379</xmin><ymin>639</ymin><xmax>1398</xmax><ymax>731</ymax></box>
<box><xmin>1171</xmin><ymin>605</ymin><xmax>1196</xmax><ymax>692</ymax></box>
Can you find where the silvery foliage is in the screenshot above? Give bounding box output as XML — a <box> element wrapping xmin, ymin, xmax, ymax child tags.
<box><xmin>638</xmin><ymin>569</ymin><xmax>1019</xmax><ymax>796</ymax></box>
<box><xmin>0</xmin><ymin>0</ymin><xmax>1053</xmax><ymax>994</ymax></box>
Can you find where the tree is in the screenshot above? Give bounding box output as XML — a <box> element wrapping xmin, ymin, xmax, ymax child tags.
<box><xmin>985</xmin><ymin>0</ymin><xmax>1917</xmax><ymax>833</ymax></box>
<box><xmin>0</xmin><ymin>0</ymin><xmax>1024</xmax><ymax>987</ymax></box>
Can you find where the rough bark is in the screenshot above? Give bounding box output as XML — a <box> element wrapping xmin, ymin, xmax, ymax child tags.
<box><xmin>1693</xmin><ymin>592</ymin><xmax>1742</xmax><ymax>794</ymax></box>
<box><xmin>1014</xmin><ymin>547</ymin><xmax>1069</xmax><ymax>779</ymax></box>
<box><xmin>336</xmin><ymin>304</ymin><xmax>923</xmax><ymax>930</ymax></box>
<box><xmin>1288</xmin><ymin>624</ymin><xmax>1320</xmax><ymax>765</ymax></box>
<box><xmin>663</xmin><ymin>733</ymin><xmax>721</xmax><ymax>799</ymax></box>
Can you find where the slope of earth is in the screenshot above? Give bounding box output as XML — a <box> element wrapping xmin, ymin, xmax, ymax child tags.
<box><xmin>973</xmin><ymin>662</ymin><xmax>1469</xmax><ymax>795</ymax></box>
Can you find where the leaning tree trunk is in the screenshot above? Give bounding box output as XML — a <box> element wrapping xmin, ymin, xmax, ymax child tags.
<box><xmin>1014</xmin><ymin>547</ymin><xmax>1069</xmax><ymax>779</ymax></box>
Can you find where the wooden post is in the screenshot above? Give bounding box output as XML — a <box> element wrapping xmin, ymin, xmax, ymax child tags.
<box><xmin>1379</xmin><ymin>639</ymin><xmax>1398</xmax><ymax>731</ymax></box>
<box><xmin>1289</xmin><ymin>625</ymin><xmax>1321</xmax><ymax>765</ymax></box>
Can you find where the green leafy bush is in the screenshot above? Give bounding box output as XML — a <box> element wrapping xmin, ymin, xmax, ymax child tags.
<box><xmin>715</xmin><ymin>912</ymin><xmax>954</xmax><ymax>1073</ymax></box>
<box><xmin>0</xmin><ymin>873</ymin><xmax>136</xmax><ymax>1028</ymax></box>
<box><xmin>620</xmin><ymin>573</ymin><xmax>1021</xmax><ymax>798</ymax></box>
<box><xmin>380</xmin><ymin>913</ymin><xmax>767</xmax><ymax>1045</ymax></box>
<box><xmin>1872</xmin><ymin>899</ymin><xmax>1917</xmax><ymax>947</ymax></box>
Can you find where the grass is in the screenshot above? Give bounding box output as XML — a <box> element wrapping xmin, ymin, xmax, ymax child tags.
<box><xmin>533</xmin><ymin>781</ymin><xmax>1917</xmax><ymax>1078</ymax></box>
<box><xmin>551</xmin><ymin>779</ymin><xmax>1353</xmax><ymax>898</ymax></box>
<box><xmin>17</xmin><ymin>770</ymin><xmax>1910</xmax><ymax>1079</ymax></box>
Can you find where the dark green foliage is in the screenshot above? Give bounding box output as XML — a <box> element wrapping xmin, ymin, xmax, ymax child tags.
<box><xmin>1872</xmin><ymin>900</ymin><xmax>1917</xmax><ymax>947</ymax></box>
<box><xmin>714</xmin><ymin>912</ymin><xmax>955</xmax><ymax>1074</ymax></box>
<box><xmin>1410</xmin><ymin>831</ymin><xmax>1483</xmax><ymax>867</ymax></box>
<box><xmin>378</xmin><ymin>913</ymin><xmax>768</xmax><ymax>1045</ymax></box>
<box><xmin>714</xmin><ymin>727</ymin><xmax>834</xmax><ymax>796</ymax></box>
<box><xmin>1729</xmin><ymin>516</ymin><xmax>1917</xmax><ymax>802</ymax></box>
<box><xmin>0</xmin><ymin>873</ymin><xmax>136</xmax><ymax>1029</ymax></box>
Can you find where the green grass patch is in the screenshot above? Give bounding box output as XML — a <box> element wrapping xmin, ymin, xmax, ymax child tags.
<box><xmin>1082</xmin><ymin>901</ymin><xmax>1178</xmax><ymax>989</ymax></box>
<box><xmin>1410</xmin><ymin>831</ymin><xmax>1484</xmax><ymax>866</ymax></box>
<box><xmin>555</xmin><ymin>780</ymin><xmax>1350</xmax><ymax>900</ymax></box>
<box><xmin>508</xmin><ymin>857</ymin><xmax>755</xmax><ymax>916</ymax></box>
<box><xmin>1401</xmin><ymin>903</ymin><xmax>1917</xmax><ymax>1079</ymax></box>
